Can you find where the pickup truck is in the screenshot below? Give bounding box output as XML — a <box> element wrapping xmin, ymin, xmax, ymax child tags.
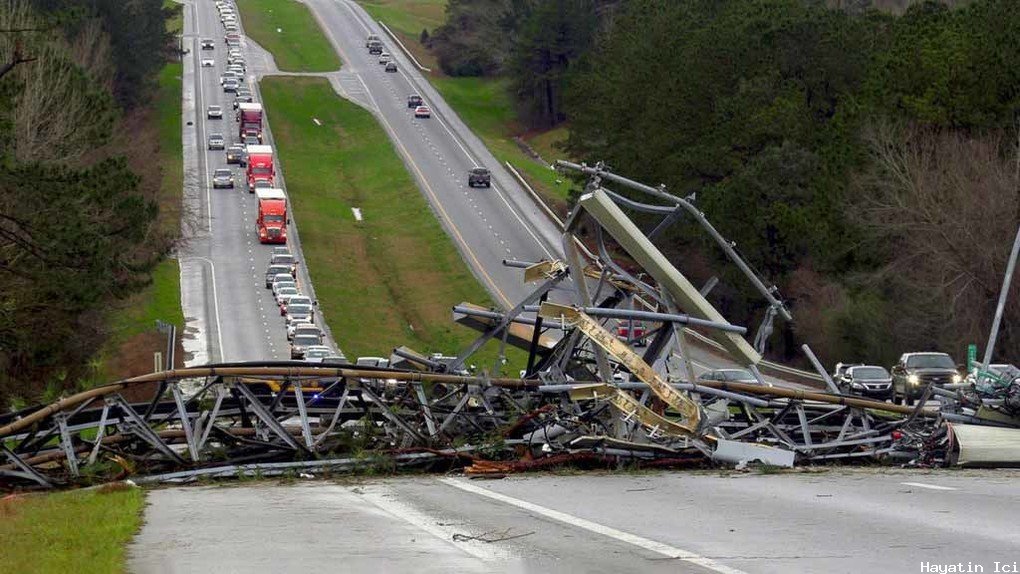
<box><xmin>891</xmin><ymin>352</ymin><xmax>962</xmax><ymax>405</ymax></box>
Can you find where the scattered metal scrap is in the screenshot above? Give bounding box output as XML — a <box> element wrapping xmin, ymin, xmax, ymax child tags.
<box><xmin>3</xmin><ymin>164</ymin><xmax>1019</xmax><ymax>489</ymax></box>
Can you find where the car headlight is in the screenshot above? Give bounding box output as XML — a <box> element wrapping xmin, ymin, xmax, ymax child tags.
<box><xmin>907</xmin><ymin>374</ymin><xmax>920</xmax><ymax>385</ymax></box>
<box><xmin>952</xmin><ymin>374</ymin><xmax>962</xmax><ymax>384</ymax></box>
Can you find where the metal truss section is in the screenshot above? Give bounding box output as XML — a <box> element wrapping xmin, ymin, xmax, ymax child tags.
<box><xmin>4</xmin><ymin>164</ymin><xmax>1019</xmax><ymax>488</ymax></box>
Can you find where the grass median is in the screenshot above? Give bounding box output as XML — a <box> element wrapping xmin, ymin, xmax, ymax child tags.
<box><xmin>237</xmin><ymin>0</ymin><xmax>341</xmax><ymax>72</ymax></box>
<box><xmin>0</xmin><ymin>487</ymin><xmax>145</xmax><ymax>574</ymax></box>
<box><xmin>261</xmin><ymin>77</ymin><xmax>523</xmax><ymax>370</ymax></box>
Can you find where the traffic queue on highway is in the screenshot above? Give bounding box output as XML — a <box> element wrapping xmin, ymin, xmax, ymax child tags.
<box><xmin>829</xmin><ymin>352</ymin><xmax>1019</xmax><ymax>410</ymax></box>
<box><xmin>204</xmin><ymin>0</ymin><xmax>342</xmax><ymax>364</ymax></box>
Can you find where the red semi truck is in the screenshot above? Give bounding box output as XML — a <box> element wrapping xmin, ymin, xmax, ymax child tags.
<box><xmin>237</xmin><ymin>102</ymin><xmax>263</xmax><ymax>142</ymax></box>
<box><xmin>255</xmin><ymin>188</ymin><xmax>288</xmax><ymax>244</ymax></box>
<box><xmin>245</xmin><ymin>144</ymin><xmax>274</xmax><ymax>193</ymax></box>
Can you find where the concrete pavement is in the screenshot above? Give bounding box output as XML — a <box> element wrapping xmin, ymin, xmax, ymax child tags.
<box><xmin>129</xmin><ymin>469</ymin><xmax>1020</xmax><ymax>573</ymax></box>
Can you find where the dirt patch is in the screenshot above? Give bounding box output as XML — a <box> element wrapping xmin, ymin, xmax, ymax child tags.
<box><xmin>0</xmin><ymin>495</ymin><xmax>19</xmax><ymax>519</ymax></box>
<box><xmin>104</xmin><ymin>330</ymin><xmax>187</xmax><ymax>402</ymax></box>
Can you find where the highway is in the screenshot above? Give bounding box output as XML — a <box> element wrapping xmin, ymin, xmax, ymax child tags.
<box><xmin>302</xmin><ymin>0</ymin><xmax>567</xmax><ymax>310</ymax></box>
<box><xmin>129</xmin><ymin>470</ymin><xmax>1020</xmax><ymax>573</ymax></box>
<box><xmin>177</xmin><ymin>0</ymin><xmax>335</xmax><ymax>365</ymax></box>
<box><xmin>292</xmin><ymin>0</ymin><xmax>810</xmax><ymax>386</ymax></box>
<box><xmin>128</xmin><ymin>4</ymin><xmax>1020</xmax><ymax>572</ymax></box>
<box><xmin>178</xmin><ymin>0</ymin><xmax>809</xmax><ymax>382</ymax></box>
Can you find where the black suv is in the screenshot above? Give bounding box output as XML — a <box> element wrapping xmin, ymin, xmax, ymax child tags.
<box><xmin>891</xmin><ymin>352</ymin><xmax>962</xmax><ymax>405</ymax></box>
<box><xmin>407</xmin><ymin>94</ymin><xmax>423</xmax><ymax>108</ymax></box>
<box><xmin>468</xmin><ymin>167</ymin><xmax>491</xmax><ymax>188</ymax></box>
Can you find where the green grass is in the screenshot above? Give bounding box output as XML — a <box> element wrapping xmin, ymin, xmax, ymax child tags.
<box><xmin>0</xmin><ymin>487</ymin><xmax>145</xmax><ymax>574</ymax></box>
<box><xmin>237</xmin><ymin>0</ymin><xmax>341</xmax><ymax>72</ymax></box>
<box><xmin>107</xmin><ymin>259</ymin><xmax>186</xmax><ymax>343</ymax></box>
<box><xmin>166</xmin><ymin>0</ymin><xmax>183</xmax><ymax>35</ymax></box>
<box><xmin>260</xmin><ymin>77</ymin><xmax>523</xmax><ymax>371</ymax></box>
<box><xmin>358</xmin><ymin>0</ymin><xmax>445</xmax><ymax>70</ymax></box>
<box><xmin>527</xmin><ymin>125</ymin><xmax>569</xmax><ymax>164</ymax></box>
<box><xmin>358</xmin><ymin>0</ymin><xmax>446</xmax><ymax>38</ymax></box>
<box><xmin>156</xmin><ymin>62</ymin><xmax>183</xmax><ymax>235</ymax></box>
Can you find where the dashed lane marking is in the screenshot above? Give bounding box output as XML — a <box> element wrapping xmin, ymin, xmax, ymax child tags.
<box><xmin>901</xmin><ymin>482</ymin><xmax>958</xmax><ymax>491</ymax></box>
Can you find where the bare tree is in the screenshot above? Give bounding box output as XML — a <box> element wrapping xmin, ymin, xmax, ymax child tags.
<box><xmin>0</xmin><ymin>0</ymin><xmax>115</xmax><ymax>164</ymax></box>
<box><xmin>853</xmin><ymin>121</ymin><xmax>1020</xmax><ymax>360</ymax></box>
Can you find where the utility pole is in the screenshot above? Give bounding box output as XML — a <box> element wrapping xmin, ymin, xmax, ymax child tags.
<box><xmin>980</xmin><ymin>224</ymin><xmax>1020</xmax><ymax>373</ymax></box>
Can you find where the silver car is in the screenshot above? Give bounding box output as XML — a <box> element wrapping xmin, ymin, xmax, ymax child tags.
<box><xmin>304</xmin><ymin>346</ymin><xmax>332</xmax><ymax>363</ymax></box>
<box><xmin>289</xmin><ymin>323</ymin><xmax>321</xmax><ymax>343</ymax></box>
<box><xmin>275</xmin><ymin>286</ymin><xmax>299</xmax><ymax>307</ymax></box>
<box><xmin>270</xmin><ymin>253</ymin><xmax>298</xmax><ymax>274</ymax></box>
<box><xmin>212</xmin><ymin>168</ymin><xmax>233</xmax><ymax>188</ymax></box>
<box><xmin>291</xmin><ymin>334</ymin><xmax>319</xmax><ymax>359</ymax></box>
<box><xmin>207</xmin><ymin>104</ymin><xmax>223</xmax><ymax>119</ymax></box>
<box><xmin>281</xmin><ymin>295</ymin><xmax>312</xmax><ymax>315</ymax></box>
<box><xmin>264</xmin><ymin>264</ymin><xmax>291</xmax><ymax>288</ymax></box>
<box><xmin>207</xmin><ymin>134</ymin><xmax>225</xmax><ymax>150</ymax></box>
<box><xmin>285</xmin><ymin>303</ymin><xmax>313</xmax><ymax>326</ymax></box>
<box><xmin>272</xmin><ymin>274</ymin><xmax>296</xmax><ymax>295</ymax></box>
<box><xmin>698</xmin><ymin>368</ymin><xmax>770</xmax><ymax>386</ymax></box>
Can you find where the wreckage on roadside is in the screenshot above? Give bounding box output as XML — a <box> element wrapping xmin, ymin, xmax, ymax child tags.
<box><xmin>2</xmin><ymin>164</ymin><xmax>1018</xmax><ymax>488</ymax></box>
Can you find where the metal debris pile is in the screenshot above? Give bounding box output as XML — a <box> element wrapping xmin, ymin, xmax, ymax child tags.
<box><xmin>3</xmin><ymin>164</ymin><xmax>1018</xmax><ymax>489</ymax></box>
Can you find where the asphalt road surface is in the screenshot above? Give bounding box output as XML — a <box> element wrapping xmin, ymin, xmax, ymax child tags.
<box><xmin>294</xmin><ymin>0</ymin><xmax>813</xmax><ymax>387</ymax></box>
<box><xmin>303</xmin><ymin>0</ymin><xmax>568</xmax><ymax>310</ymax></box>
<box><xmin>129</xmin><ymin>469</ymin><xmax>1020</xmax><ymax>573</ymax></box>
<box><xmin>178</xmin><ymin>0</ymin><xmax>336</xmax><ymax>365</ymax></box>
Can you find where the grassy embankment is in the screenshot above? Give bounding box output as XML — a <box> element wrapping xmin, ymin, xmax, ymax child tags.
<box><xmin>261</xmin><ymin>77</ymin><xmax>523</xmax><ymax>370</ymax></box>
<box><xmin>237</xmin><ymin>0</ymin><xmax>342</xmax><ymax>72</ymax></box>
<box><xmin>95</xmin><ymin>1</ymin><xmax>185</xmax><ymax>383</ymax></box>
<box><xmin>357</xmin><ymin>0</ymin><xmax>444</xmax><ymax>69</ymax></box>
<box><xmin>357</xmin><ymin>0</ymin><xmax>573</xmax><ymax>206</ymax></box>
<box><xmin>0</xmin><ymin>488</ymin><xmax>145</xmax><ymax>574</ymax></box>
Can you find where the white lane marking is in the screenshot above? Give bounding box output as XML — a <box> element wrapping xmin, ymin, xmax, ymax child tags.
<box><xmin>901</xmin><ymin>482</ymin><xmax>958</xmax><ymax>491</ymax></box>
<box><xmin>181</xmin><ymin>256</ymin><xmax>227</xmax><ymax>362</ymax></box>
<box><xmin>357</xmin><ymin>485</ymin><xmax>509</xmax><ymax>561</ymax></box>
<box><xmin>342</xmin><ymin>0</ymin><xmax>554</xmax><ymax>262</ymax></box>
<box><xmin>334</xmin><ymin>41</ymin><xmax>510</xmax><ymax>306</ymax></box>
<box><xmin>192</xmin><ymin>24</ymin><xmax>213</xmax><ymax>236</ymax></box>
<box><xmin>439</xmin><ymin>478</ymin><xmax>749</xmax><ymax>574</ymax></box>
<box><xmin>393</xmin><ymin>73</ymin><xmax>554</xmax><ymax>260</ymax></box>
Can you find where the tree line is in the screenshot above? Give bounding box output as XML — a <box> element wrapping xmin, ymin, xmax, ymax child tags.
<box><xmin>430</xmin><ymin>0</ymin><xmax>1020</xmax><ymax>367</ymax></box>
<box><xmin>0</xmin><ymin>0</ymin><xmax>173</xmax><ymax>403</ymax></box>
